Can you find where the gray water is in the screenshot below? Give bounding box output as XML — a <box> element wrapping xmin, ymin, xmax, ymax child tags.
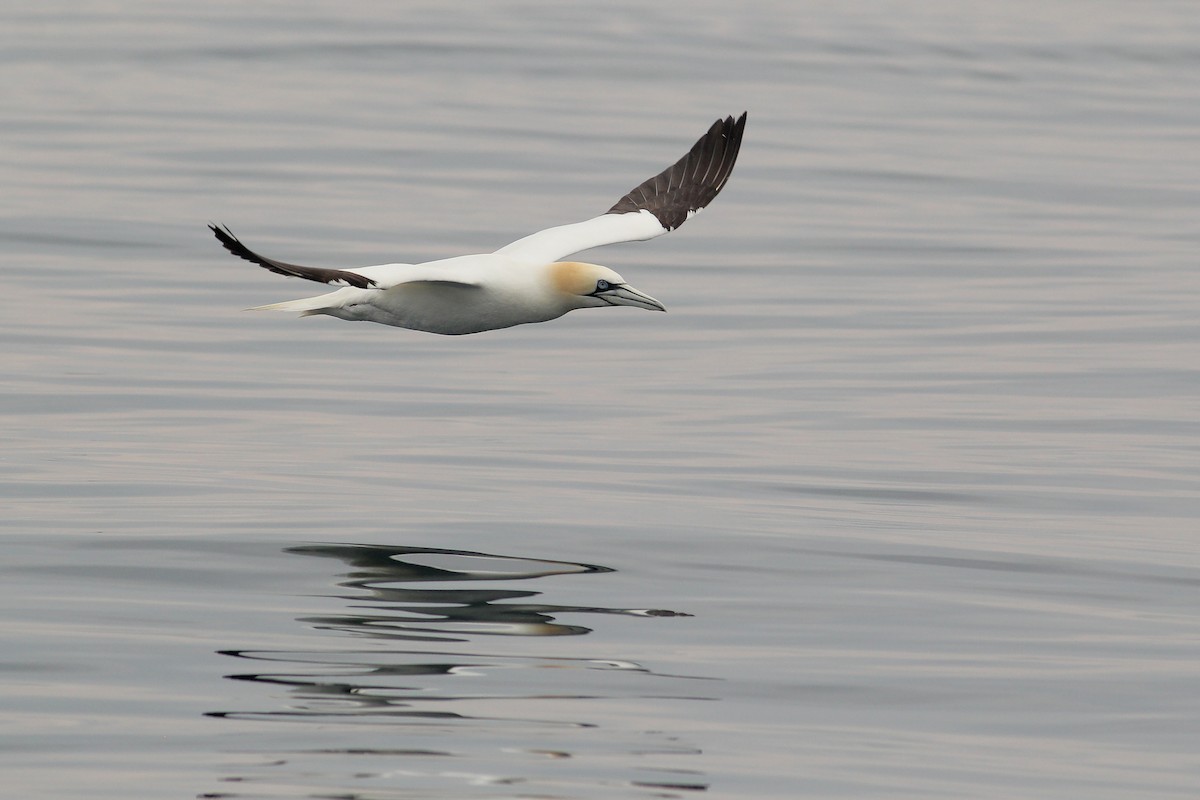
<box><xmin>3</xmin><ymin>1</ymin><xmax>1199</xmax><ymax>798</ymax></box>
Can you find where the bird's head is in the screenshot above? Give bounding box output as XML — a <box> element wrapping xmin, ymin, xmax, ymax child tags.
<box><xmin>547</xmin><ymin>261</ymin><xmax>666</xmax><ymax>313</ymax></box>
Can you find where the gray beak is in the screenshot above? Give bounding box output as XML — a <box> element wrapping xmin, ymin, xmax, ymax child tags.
<box><xmin>598</xmin><ymin>283</ymin><xmax>666</xmax><ymax>312</ymax></box>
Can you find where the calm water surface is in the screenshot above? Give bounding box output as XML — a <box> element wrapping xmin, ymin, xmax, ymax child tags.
<box><xmin>2</xmin><ymin>1</ymin><xmax>1199</xmax><ymax>798</ymax></box>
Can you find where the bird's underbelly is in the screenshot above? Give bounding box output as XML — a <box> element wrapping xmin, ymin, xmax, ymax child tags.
<box><xmin>342</xmin><ymin>283</ymin><xmax>564</xmax><ymax>335</ymax></box>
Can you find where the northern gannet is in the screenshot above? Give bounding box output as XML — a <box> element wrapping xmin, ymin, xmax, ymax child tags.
<box><xmin>211</xmin><ymin>112</ymin><xmax>746</xmax><ymax>335</ymax></box>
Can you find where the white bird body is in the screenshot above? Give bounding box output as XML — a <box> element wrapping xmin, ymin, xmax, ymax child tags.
<box><xmin>260</xmin><ymin>256</ymin><xmax>638</xmax><ymax>335</ymax></box>
<box><xmin>212</xmin><ymin>114</ymin><xmax>746</xmax><ymax>335</ymax></box>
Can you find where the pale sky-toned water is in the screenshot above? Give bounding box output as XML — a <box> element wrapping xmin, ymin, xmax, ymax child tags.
<box><xmin>2</xmin><ymin>2</ymin><xmax>1199</xmax><ymax>798</ymax></box>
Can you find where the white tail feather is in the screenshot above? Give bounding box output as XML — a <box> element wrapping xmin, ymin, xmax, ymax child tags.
<box><xmin>247</xmin><ymin>299</ymin><xmax>330</xmax><ymax>315</ymax></box>
<box><xmin>246</xmin><ymin>288</ymin><xmax>357</xmax><ymax>315</ymax></box>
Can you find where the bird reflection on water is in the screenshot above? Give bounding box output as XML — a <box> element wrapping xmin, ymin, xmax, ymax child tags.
<box><xmin>205</xmin><ymin>544</ymin><xmax>710</xmax><ymax>798</ymax></box>
<box><xmin>285</xmin><ymin>543</ymin><xmax>691</xmax><ymax>641</ymax></box>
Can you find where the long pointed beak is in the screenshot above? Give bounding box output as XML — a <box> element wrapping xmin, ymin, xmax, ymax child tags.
<box><xmin>599</xmin><ymin>284</ymin><xmax>666</xmax><ymax>312</ymax></box>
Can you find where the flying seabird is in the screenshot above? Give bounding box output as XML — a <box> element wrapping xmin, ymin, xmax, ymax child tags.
<box><xmin>211</xmin><ymin>112</ymin><xmax>746</xmax><ymax>335</ymax></box>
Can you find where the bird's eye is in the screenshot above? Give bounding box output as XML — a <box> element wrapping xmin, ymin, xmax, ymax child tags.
<box><xmin>595</xmin><ymin>279</ymin><xmax>611</xmax><ymax>292</ymax></box>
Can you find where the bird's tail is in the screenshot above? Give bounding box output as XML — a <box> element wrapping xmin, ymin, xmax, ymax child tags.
<box><xmin>247</xmin><ymin>294</ymin><xmax>338</xmax><ymax>316</ymax></box>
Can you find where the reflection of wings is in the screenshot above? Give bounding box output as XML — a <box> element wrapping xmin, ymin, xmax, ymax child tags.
<box><xmin>288</xmin><ymin>544</ymin><xmax>610</xmax><ymax>584</ymax></box>
<box><xmin>290</xmin><ymin>544</ymin><xmax>602</xmax><ymax>639</ymax></box>
<box><xmin>495</xmin><ymin>112</ymin><xmax>747</xmax><ymax>264</ymax></box>
<box><xmin>278</xmin><ymin>544</ymin><xmax>690</xmax><ymax>640</ymax></box>
<box><xmin>207</xmin><ymin>540</ymin><xmax>712</xmax><ymax>797</ymax></box>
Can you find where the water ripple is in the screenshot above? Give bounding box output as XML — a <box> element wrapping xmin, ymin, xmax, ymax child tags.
<box><xmin>206</xmin><ymin>544</ymin><xmax>709</xmax><ymax>798</ymax></box>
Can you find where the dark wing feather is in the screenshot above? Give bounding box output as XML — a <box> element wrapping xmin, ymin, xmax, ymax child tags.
<box><xmin>208</xmin><ymin>224</ymin><xmax>377</xmax><ymax>289</ymax></box>
<box><xmin>606</xmin><ymin>112</ymin><xmax>747</xmax><ymax>231</ymax></box>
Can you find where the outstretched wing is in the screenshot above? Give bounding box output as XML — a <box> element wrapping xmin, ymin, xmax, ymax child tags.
<box><xmin>210</xmin><ymin>224</ymin><xmax>379</xmax><ymax>288</ymax></box>
<box><xmin>495</xmin><ymin>112</ymin><xmax>746</xmax><ymax>265</ymax></box>
<box><xmin>210</xmin><ymin>224</ymin><xmax>485</xmax><ymax>291</ymax></box>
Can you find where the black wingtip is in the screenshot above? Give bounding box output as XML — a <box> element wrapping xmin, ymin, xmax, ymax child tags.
<box><xmin>207</xmin><ymin>223</ymin><xmax>377</xmax><ymax>289</ymax></box>
<box><xmin>606</xmin><ymin>112</ymin><xmax>748</xmax><ymax>230</ymax></box>
<box><xmin>209</xmin><ymin>222</ymin><xmax>245</xmax><ymax>258</ymax></box>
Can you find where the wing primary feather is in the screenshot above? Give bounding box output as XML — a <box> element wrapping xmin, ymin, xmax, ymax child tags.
<box><xmin>492</xmin><ymin>112</ymin><xmax>747</xmax><ymax>264</ymax></box>
<box><xmin>606</xmin><ymin>112</ymin><xmax>746</xmax><ymax>231</ymax></box>
<box><xmin>696</xmin><ymin>118</ymin><xmax>723</xmax><ymax>187</ymax></box>
<box><xmin>208</xmin><ymin>224</ymin><xmax>377</xmax><ymax>288</ymax></box>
